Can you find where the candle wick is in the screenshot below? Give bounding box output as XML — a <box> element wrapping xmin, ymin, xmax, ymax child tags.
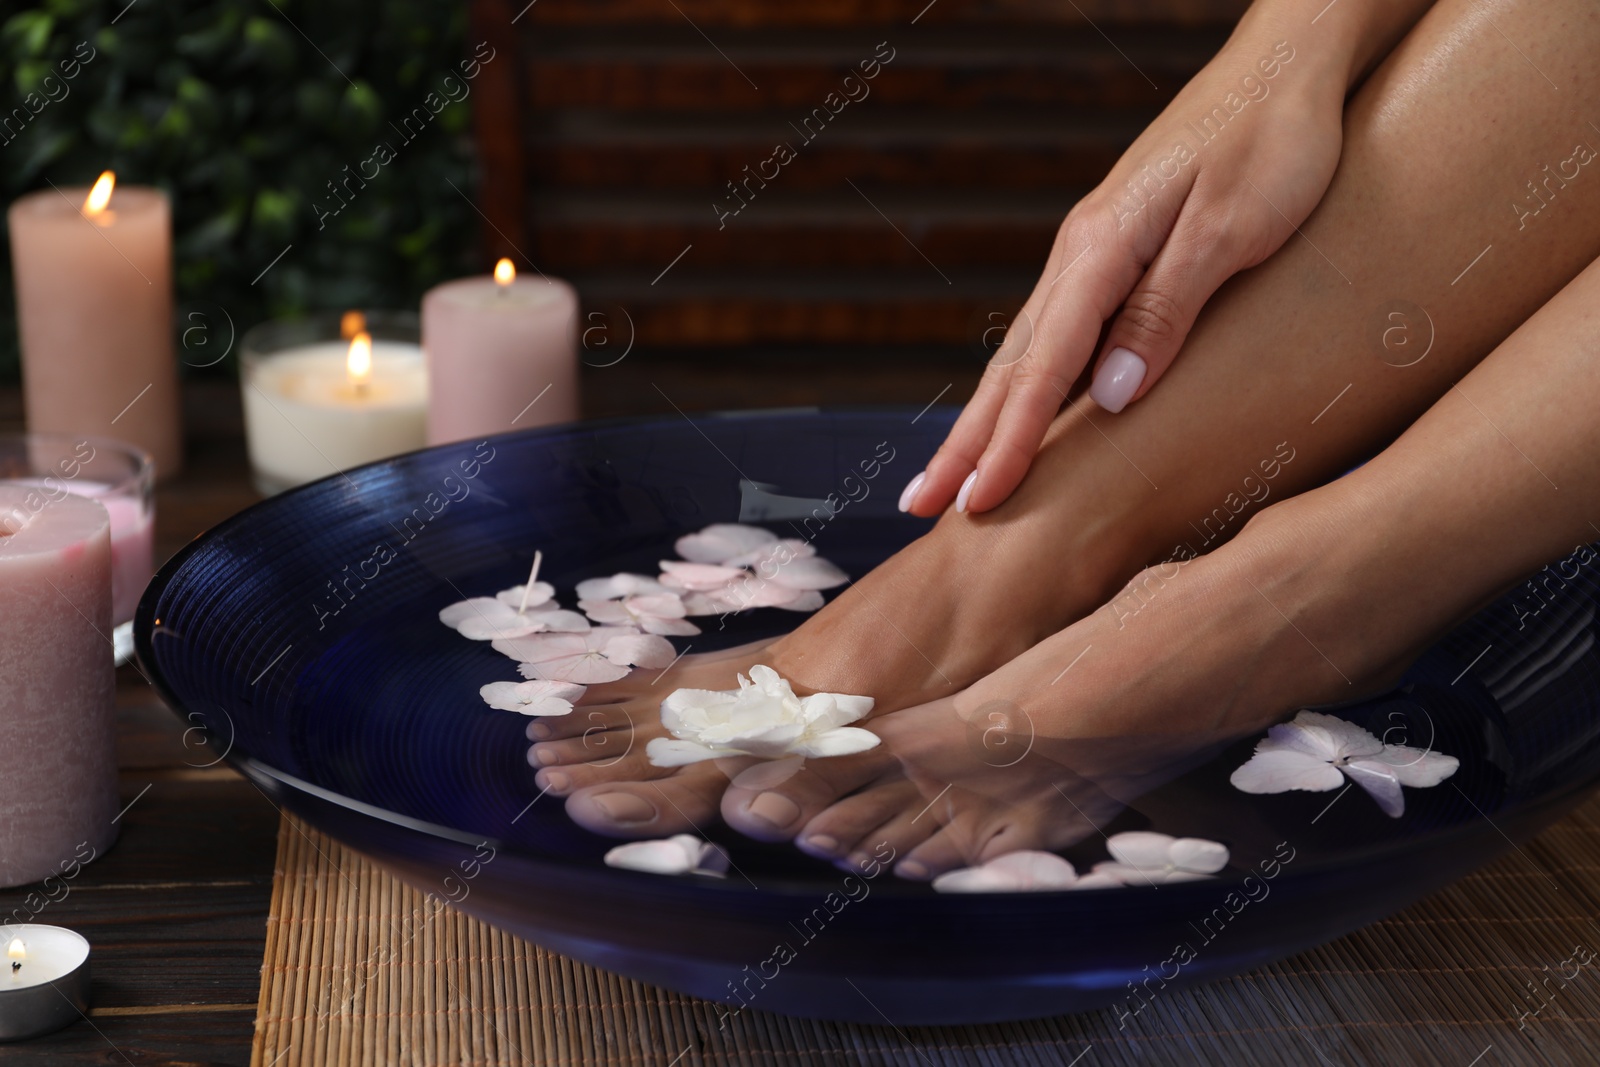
<box><xmin>517</xmin><ymin>550</ymin><xmax>543</xmax><ymax>615</ymax></box>
<box><xmin>11</xmin><ymin>961</ymin><xmax>19</xmax><ymax>973</ymax></box>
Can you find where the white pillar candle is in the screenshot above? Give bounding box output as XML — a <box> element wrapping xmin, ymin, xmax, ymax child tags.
<box><xmin>241</xmin><ymin>316</ymin><xmax>428</xmax><ymax>494</ymax></box>
<box><xmin>423</xmin><ymin>260</ymin><xmax>579</xmax><ymax>444</ymax></box>
<box><xmin>8</xmin><ymin>172</ymin><xmax>182</xmax><ymax>480</ymax></box>
<box><xmin>0</xmin><ymin>487</ymin><xmax>118</xmax><ymax>889</ymax></box>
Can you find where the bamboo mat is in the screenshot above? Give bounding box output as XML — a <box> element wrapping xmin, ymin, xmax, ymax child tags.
<box><xmin>252</xmin><ymin>801</ymin><xmax>1600</xmax><ymax>1067</ymax></box>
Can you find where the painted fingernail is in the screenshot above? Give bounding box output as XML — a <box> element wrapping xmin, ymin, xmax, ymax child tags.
<box><xmin>539</xmin><ymin>770</ymin><xmax>570</xmax><ymax>795</ymax></box>
<box><xmin>897</xmin><ymin>471</ymin><xmax>927</xmax><ymax>513</ymax></box>
<box><xmin>746</xmin><ymin>791</ymin><xmax>802</xmax><ymax>830</ymax></box>
<box><xmin>954</xmin><ymin>470</ymin><xmax>978</xmax><ymax>513</ymax></box>
<box><xmin>591</xmin><ymin>793</ymin><xmax>656</xmax><ymax>824</ymax></box>
<box><xmin>525</xmin><ymin>721</ymin><xmax>553</xmax><ymax>740</ymax></box>
<box><xmin>1089</xmin><ymin>347</ymin><xmax>1147</xmax><ymax>414</ymax></box>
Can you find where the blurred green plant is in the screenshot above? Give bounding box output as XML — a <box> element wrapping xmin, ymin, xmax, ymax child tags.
<box><xmin>0</xmin><ymin>0</ymin><xmax>480</xmax><ymax>381</ymax></box>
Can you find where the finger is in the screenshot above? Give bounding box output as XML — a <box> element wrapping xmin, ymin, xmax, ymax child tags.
<box><xmin>905</xmin><ymin>300</ymin><xmax>1043</xmax><ymax>516</ymax></box>
<box><xmin>1088</xmin><ymin>206</ymin><xmax>1258</xmax><ymax>414</ymax></box>
<box><xmin>961</xmin><ymin>241</ymin><xmax>1138</xmax><ymax>514</ymax></box>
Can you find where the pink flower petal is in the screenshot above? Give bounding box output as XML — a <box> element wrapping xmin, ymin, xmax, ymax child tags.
<box><xmin>1229</xmin><ymin>743</ymin><xmax>1346</xmax><ymax>795</ymax></box>
<box><xmin>603</xmin><ymin>633</ymin><xmax>678</xmax><ymax>669</ymax></box>
<box><xmin>659</xmin><ymin>560</ymin><xmax>746</xmax><ymax>590</ymax></box>
<box><xmin>674</xmin><ymin>523</ymin><xmax>777</xmax><ymax>564</ymax></box>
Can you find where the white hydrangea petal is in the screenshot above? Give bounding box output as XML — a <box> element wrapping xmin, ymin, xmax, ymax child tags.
<box><xmin>603</xmin><ymin>633</ymin><xmax>677</xmax><ymax>669</ymax></box>
<box><xmin>521</xmin><ymin>653</ymin><xmax>632</xmax><ymax>684</ymax></box>
<box><xmin>478</xmin><ymin>679</ymin><xmax>585</xmax><ymax>716</ymax></box>
<box><xmin>576</xmin><ymin>573</ymin><xmax>667</xmax><ymax>600</ymax></box>
<box><xmin>439</xmin><ymin>597</ymin><xmax>503</xmax><ymax>629</ymax></box>
<box><xmin>692</xmin><ymin>840</ymin><xmax>731</xmax><ymax>877</ymax></box>
<box><xmin>1229</xmin><ymin>744</ymin><xmax>1347</xmax><ymax>795</ymax></box>
<box><xmin>984</xmin><ymin>850</ymin><xmax>1078</xmax><ymax>888</ymax></box>
<box><xmin>1291</xmin><ymin>710</ymin><xmax>1386</xmax><ymax>759</ymax></box>
<box><xmin>1343</xmin><ymin>758</ymin><xmax>1407</xmax><ymax>818</ymax></box>
<box><xmin>579</xmin><ymin>599</ymin><xmax>635</xmax><ymax>624</ymax></box>
<box><xmin>724</xmin><ymin>537</ymin><xmax>817</xmax><ymax>570</ymax></box>
<box><xmin>1169</xmin><ymin>837</ymin><xmax>1230</xmax><ymax>874</ymax></box>
<box><xmin>457</xmin><ymin>611</ymin><xmax>549</xmax><ymax>641</ymax></box>
<box><xmin>1068</xmin><ymin>870</ymin><xmax>1125</xmax><ymax>890</ymax></box>
<box><xmin>1374</xmin><ymin>746</ymin><xmax>1461</xmax><ymax>788</ymax></box>
<box><xmin>932</xmin><ymin>851</ymin><xmax>1077</xmax><ymax>893</ymax></box>
<box><xmin>495</xmin><ymin>582</ymin><xmax>556</xmax><ymax>610</ymax></box>
<box><xmin>604</xmin><ymin>839</ymin><xmax>696</xmax><ymax>875</ymax></box>
<box><xmin>770</xmin><ymin>554</ymin><xmax>849</xmax><ymax>590</ymax></box>
<box><xmin>646</xmin><ymin>737</ymin><xmax>726</xmax><ymax>766</ymax></box>
<box><xmin>659</xmin><ymin>560</ymin><xmax>748</xmax><ymax>590</ymax></box>
<box><xmin>1106</xmin><ymin>831</ymin><xmax>1177</xmax><ymax>870</ymax></box>
<box><xmin>675</xmin><ymin>523</ymin><xmax>778</xmax><ymax>563</ymax></box>
<box><xmin>638</xmin><ymin>615</ymin><xmax>701</xmax><ymax>637</ymax></box>
<box><xmin>1092</xmin><ymin>862</ymin><xmax>1165</xmax><ymax>886</ymax></box>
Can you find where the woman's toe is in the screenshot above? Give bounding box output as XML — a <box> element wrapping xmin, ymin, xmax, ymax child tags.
<box><xmin>533</xmin><ymin>744</ymin><xmax>668</xmax><ymax>796</ymax></box>
<box><xmin>524</xmin><ymin>702</ymin><xmax>642</xmax><ymax>741</ymax></box>
<box><xmin>795</xmin><ymin>779</ymin><xmax>942</xmax><ymax>870</ymax></box>
<box><xmin>720</xmin><ymin>749</ymin><xmax>897</xmax><ymax>842</ymax></box>
<box><xmin>564</xmin><ymin>759</ymin><xmax>752</xmax><ymax>838</ymax></box>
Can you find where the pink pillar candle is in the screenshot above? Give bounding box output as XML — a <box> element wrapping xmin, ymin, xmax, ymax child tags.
<box><xmin>0</xmin><ymin>487</ymin><xmax>118</xmax><ymax>888</ymax></box>
<box><xmin>8</xmin><ymin>178</ymin><xmax>182</xmax><ymax>480</ymax></box>
<box><xmin>422</xmin><ymin>264</ymin><xmax>579</xmax><ymax>444</ymax></box>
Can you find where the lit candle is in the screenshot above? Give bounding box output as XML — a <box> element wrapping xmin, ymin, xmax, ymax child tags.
<box><xmin>1</xmin><ymin>434</ymin><xmax>155</xmax><ymax>630</ymax></box>
<box><xmin>0</xmin><ymin>927</ymin><xmax>92</xmax><ymax>1041</ymax></box>
<box><xmin>240</xmin><ymin>311</ymin><xmax>428</xmax><ymax>494</ymax></box>
<box><xmin>422</xmin><ymin>259</ymin><xmax>579</xmax><ymax>444</ymax></box>
<box><xmin>0</xmin><ymin>487</ymin><xmax>119</xmax><ymax>891</ymax></box>
<box><xmin>7</xmin><ymin>171</ymin><xmax>183</xmax><ymax>479</ymax></box>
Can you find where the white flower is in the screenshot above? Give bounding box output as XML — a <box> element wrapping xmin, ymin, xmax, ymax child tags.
<box><xmin>932</xmin><ymin>851</ymin><xmax>1080</xmax><ymax>893</ymax></box>
<box><xmin>438</xmin><ymin>595</ymin><xmax>590</xmax><ymax>641</ymax></box>
<box><xmin>579</xmin><ymin>592</ymin><xmax>701</xmax><ymax>636</ymax></box>
<box><xmin>658</xmin><ymin>559</ymin><xmax>827</xmax><ymax>615</ymax></box>
<box><xmin>1229</xmin><ymin>709</ymin><xmax>1459</xmax><ymax>818</ymax></box>
<box><xmin>494</xmin><ymin>627</ymin><xmax>677</xmax><ymax>684</ymax></box>
<box><xmin>494</xmin><ymin>581</ymin><xmax>556</xmax><ymax>611</ymax></box>
<box><xmin>575</xmin><ymin>572</ymin><xmax>669</xmax><ymax>600</ymax></box>
<box><xmin>647</xmin><ymin>664</ymin><xmax>877</xmax><ymax>766</ymax></box>
<box><xmin>603</xmin><ymin>834</ymin><xmax>729</xmax><ymax>878</ymax></box>
<box><xmin>674</xmin><ymin>523</ymin><xmax>778</xmax><ymax>564</ymax></box>
<box><xmin>480</xmin><ymin>679</ymin><xmax>587</xmax><ymax>716</ymax></box>
<box><xmin>1090</xmin><ymin>832</ymin><xmax>1230</xmax><ymax>886</ymax></box>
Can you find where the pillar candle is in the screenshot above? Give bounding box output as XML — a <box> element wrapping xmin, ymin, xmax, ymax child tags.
<box><xmin>0</xmin><ymin>487</ymin><xmax>118</xmax><ymax>888</ymax></box>
<box><xmin>8</xmin><ymin>175</ymin><xmax>182</xmax><ymax>480</ymax></box>
<box><xmin>423</xmin><ymin>261</ymin><xmax>579</xmax><ymax>444</ymax></box>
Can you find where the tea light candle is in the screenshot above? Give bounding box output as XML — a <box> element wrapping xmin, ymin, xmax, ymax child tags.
<box><xmin>423</xmin><ymin>259</ymin><xmax>579</xmax><ymax>444</ymax></box>
<box><xmin>8</xmin><ymin>172</ymin><xmax>183</xmax><ymax>480</ymax></box>
<box><xmin>0</xmin><ymin>486</ymin><xmax>119</xmax><ymax>891</ymax></box>
<box><xmin>241</xmin><ymin>313</ymin><xmax>428</xmax><ymax>494</ymax></box>
<box><xmin>0</xmin><ymin>926</ymin><xmax>91</xmax><ymax>1041</ymax></box>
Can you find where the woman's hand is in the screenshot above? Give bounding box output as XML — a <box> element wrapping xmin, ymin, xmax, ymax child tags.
<box><xmin>903</xmin><ymin>1</ymin><xmax>1429</xmax><ymax>518</ymax></box>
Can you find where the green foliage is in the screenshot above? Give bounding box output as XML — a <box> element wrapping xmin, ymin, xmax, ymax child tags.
<box><xmin>0</xmin><ymin>0</ymin><xmax>479</xmax><ymax>381</ymax></box>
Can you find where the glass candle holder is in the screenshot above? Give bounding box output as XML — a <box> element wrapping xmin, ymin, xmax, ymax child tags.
<box><xmin>240</xmin><ymin>310</ymin><xmax>427</xmax><ymax>496</ymax></box>
<box><xmin>0</xmin><ymin>434</ymin><xmax>155</xmax><ymax>651</ymax></box>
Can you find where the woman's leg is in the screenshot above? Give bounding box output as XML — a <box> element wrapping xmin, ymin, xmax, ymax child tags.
<box><xmin>875</xmin><ymin>241</ymin><xmax>1600</xmax><ymax>879</ymax></box>
<box><xmin>541</xmin><ymin>0</ymin><xmax>1600</xmax><ymax>840</ymax></box>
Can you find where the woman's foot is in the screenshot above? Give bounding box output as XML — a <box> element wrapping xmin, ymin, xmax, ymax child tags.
<box><xmin>768</xmin><ymin>502</ymin><xmax>1418</xmax><ymax>880</ymax></box>
<box><xmin>526</xmin><ymin>479</ymin><xmax>1152</xmax><ymax>837</ymax></box>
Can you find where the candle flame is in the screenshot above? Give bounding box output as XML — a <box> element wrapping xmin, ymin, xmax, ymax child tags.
<box><xmin>7</xmin><ymin>939</ymin><xmax>24</xmax><ymax>962</ymax></box>
<box><xmin>347</xmin><ymin>331</ymin><xmax>373</xmax><ymax>387</ymax></box>
<box><xmin>340</xmin><ymin>310</ymin><xmax>366</xmax><ymax>340</ymax></box>
<box><xmin>494</xmin><ymin>258</ymin><xmax>515</xmax><ymax>287</ymax></box>
<box><xmin>84</xmin><ymin>171</ymin><xmax>115</xmax><ymax>216</ymax></box>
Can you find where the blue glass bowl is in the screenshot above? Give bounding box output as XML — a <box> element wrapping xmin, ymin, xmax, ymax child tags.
<box><xmin>136</xmin><ymin>409</ymin><xmax>1600</xmax><ymax>1024</ymax></box>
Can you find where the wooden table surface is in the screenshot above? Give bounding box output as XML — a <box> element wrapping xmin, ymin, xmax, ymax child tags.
<box><xmin>0</xmin><ymin>359</ymin><xmax>978</xmax><ymax>1065</ymax></box>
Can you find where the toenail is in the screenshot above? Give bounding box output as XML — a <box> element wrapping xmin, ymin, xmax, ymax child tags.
<box><xmin>540</xmin><ymin>771</ymin><xmax>570</xmax><ymax>794</ymax></box>
<box><xmin>592</xmin><ymin>793</ymin><xmax>657</xmax><ymax>824</ymax></box>
<box><xmin>897</xmin><ymin>471</ymin><xmax>926</xmax><ymax>513</ymax></box>
<box><xmin>955</xmin><ymin>470</ymin><xmax>978</xmax><ymax>513</ymax></box>
<box><xmin>802</xmin><ymin>833</ymin><xmax>841</xmax><ymax>856</ymax></box>
<box><xmin>746</xmin><ymin>791</ymin><xmax>802</xmax><ymax>829</ymax></box>
<box><xmin>533</xmin><ymin>746</ymin><xmax>560</xmax><ymax>766</ymax></box>
<box><xmin>526</xmin><ymin>722</ymin><xmax>552</xmax><ymax>740</ymax></box>
<box><xmin>897</xmin><ymin>859</ymin><xmax>930</xmax><ymax>880</ymax></box>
